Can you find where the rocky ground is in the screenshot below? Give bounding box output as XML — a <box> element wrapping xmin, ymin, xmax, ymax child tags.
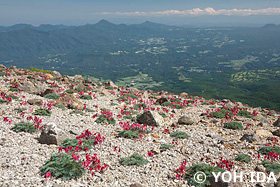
<box><xmin>0</xmin><ymin>65</ymin><xmax>280</xmax><ymax>187</ymax></box>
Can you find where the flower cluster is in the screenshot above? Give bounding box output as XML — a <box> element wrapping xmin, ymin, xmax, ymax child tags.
<box><xmin>175</xmin><ymin>160</ymin><xmax>187</xmax><ymax>180</ymax></box>
<box><xmin>264</xmin><ymin>151</ymin><xmax>279</xmax><ymax>161</ymax></box>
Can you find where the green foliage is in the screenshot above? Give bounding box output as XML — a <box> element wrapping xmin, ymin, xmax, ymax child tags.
<box><xmin>133</xmin><ymin>103</ymin><xmax>147</xmax><ymax>110</ymax></box>
<box><xmin>60</xmin><ymin>138</ymin><xmax>95</xmax><ymax>150</ymax></box>
<box><xmin>237</xmin><ymin>110</ymin><xmax>253</xmax><ymax>118</ymax></box>
<box><xmin>262</xmin><ymin>161</ymin><xmax>280</xmax><ymax>174</ymax></box>
<box><xmin>96</xmin><ymin>115</ymin><xmax>116</xmax><ymax>124</ymax></box>
<box><xmin>210</xmin><ymin>109</ymin><xmax>233</xmax><ymax>119</ymax></box>
<box><xmin>70</xmin><ymin>110</ymin><xmax>83</xmax><ymax>115</ymax></box>
<box><xmin>33</xmin><ymin>109</ymin><xmax>52</xmax><ymax>116</ymax></box>
<box><xmin>118</xmin><ymin>130</ymin><xmax>139</xmax><ymax>139</ymax></box>
<box><xmin>105</xmin><ymin>86</ymin><xmax>113</xmax><ymax>90</ymax></box>
<box><xmin>0</xmin><ymin>72</ymin><xmax>6</xmax><ymax>76</ymax></box>
<box><xmin>170</xmin><ymin>131</ymin><xmax>190</xmax><ymax>139</ymax></box>
<box><xmin>258</xmin><ymin>146</ymin><xmax>280</xmax><ymax>155</ymax></box>
<box><xmin>223</xmin><ymin>122</ymin><xmax>243</xmax><ymax>130</ymax></box>
<box><xmin>30</xmin><ymin>66</ymin><xmax>51</xmax><ymax>73</ymax></box>
<box><xmin>7</xmin><ymin>94</ymin><xmax>18</xmax><ymax>100</ymax></box>
<box><xmin>159</xmin><ymin>113</ymin><xmax>167</xmax><ymax>118</ymax></box>
<box><xmin>111</xmin><ymin>102</ymin><xmax>117</xmax><ymax>106</ymax></box>
<box><xmin>14</xmin><ymin>108</ymin><xmax>27</xmax><ymax>112</ymax></box>
<box><xmin>56</xmin><ymin>104</ymin><xmax>66</xmax><ymax>111</ymax></box>
<box><xmin>66</xmin><ymin>89</ymin><xmax>74</xmax><ymax>94</ymax></box>
<box><xmin>170</xmin><ymin>103</ymin><xmax>184</xmax><ymax>109</ymax></box>
<box><xmin>185</xmin><ymin>163</ymin><xmax>224</xmax><ymax>187</ymax></box>
<box><xmin>40</xmin><ymin>153</ymin><xmax>85</xmax><ymax>180</ymax></box>
<box><xmin>160</xmin><ymin>144</ymin><xmax>174</xmax><ymax>151</ymax></box>
<box><xmin>161</xmin><ymin>101</ymin><xmax>171</xmax><ymax>107</ymax></box>
<box><xmin>0</xmin><ymin>99</ymin><xmax>9</xmax><ymax>103</ymax></box>
<box><xmin>118</xmin><ymin>94</ymin><xmax>138</xmax><ymax>101</ymax></box>
<box><xmin>120</xmin><ymin>153</ymin><xmax>149</xmax><ymax>166</ymax></box>
<box><xmin>44</xmin><ymin>93</ymin><xmax>59</xmax><ymax>100</ymax></box>
<box><xmin>124</xmin><ymin>115</ymin><xmax>133</xmax><ymax>120</ymax></box>
<box><xmin>85</xmin><ymin>86</ymin><xmax>92</xmax><ymax>91</ymax></box>
<box><xmin>9</xmin><ymin>87</ymin><xmax>19</xmax><ymax>92</ymax></box>
<box><xmin>235</xmin><ymin>153</ymin><xmax>251</xmax><ymax>163</ymax></box>
<box><xmin>11</xmin><ymin>122</ymin><xmax>37</xmax><ymax>133</ymax></box>
<box><xmin>79</xmin><ymin>95</ymin><xmax>92</xmax><ymax>100</ymax></box>
<box><xmin>85</xmin><ymin>108</ymin><xmax>95</xmax><ymax>112</ymax></box>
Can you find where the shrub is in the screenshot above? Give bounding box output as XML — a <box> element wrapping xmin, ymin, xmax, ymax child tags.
<box><xmin>44</xmin><ymin>93</ymin><xmax>59</xmax><ymax>100</ymax></box>
<box><xmin>30</xmin><ymin>66</ymin><xmax>51</xmax><ymax>73</ymax></box>
<box><xmin>60</xmin><ymin>138</ymin><xmax>95</xmax><ymax>150</ymax></box>
<box><xmin>133</xmin><ymin>103</ymin><xmax>147</xmax><ymax>110</ymax></box>
<box><xmin>258</xmin><ymin>146</ymin><xmax>280</xmax><ymax>155</ymax></box>
<box><xmin>14</xmin><ymin>108</ymin><xmax>27</xmax><ymax>112</ymax></box>
<box><xmin>120</xmin><ymin>153</ymin><xmax>149</xmax><ymax>166</ymax></box>
<box><xmin>0</xmin><ymin>72</ymin><xmax>6</xmax><ymax>76</ymax></box>
<box><xmin>40</xmin><ymin>153</ymin><xmax>85</xmax><ymax>180</ymax></box>
<box><xmin>11</xmin><ymin>122</ymin><xmax>37</xmax><ymax>133</ymax></box>
<box><xmin>0</xmin><ymin>99</ymin><xmax>9</xmax><ymax>103</ymax></box>
<box><xmin>160</xmin><ymin>144</ymin><xmax>174</xmax><ymax>151</ymax></box>
<box><xmin>9</xmin><ymin>87</ymin><xmax>19</xmax><ymax>92</ymax></box>
<box><xmin>66</xmin><ymin>89</ymin><xmax>74</xmax><ymax>94</ymax></box>
<box><xmin>170</xmin><ymin>103</ymin><xmax>184</xmax><ymax>109</ymax></box>
<box><xmin>124</xmin><ymin>115</ymin><xmax>133</xmax><ymax>120</ymax></box>
<box><xmin>7</xmin><ymin>94</ymin><xmax>18</xmax><ymax>100</ymax></box>
<box><xmin>235</xmin><ymin>153</ymin><xmax>251</xmax><ymax>163</ymax></box>
<box><xmin>159</xmin><ymin>113</ymin><xmax>167</xmax><ymax>118</ymax></box>
<box><xmin>33</xmin><ymin>109</ymin><xmax>52</xmax><ymax>116</ymax></box>
<box><xmin>118</xmin><ymin>130</ymin><xmax>139</xmax><ymax>139</ymax></box>
<box><xmin>161</xmin><ymin>101</ymin><xmax>171</xmax><ymax>107</ymax></box>
<box><xmin>223</xmin><ymin>122</ymin><xmax>243</xmax><ymax>130</ymax></box>
<box><xmin>79</xmin><ymin>95</ymin><xmax>92</xmax><ymax>100</ymax></box>
<box><xmin>170</xmin><ymin>131</ymin><xmax>190</xmax><ymax>139</ymax></box>
<box><xmin>262</xmin><ymin>161</ymin><xmax>280</xmax><ymax>174</ymax></box>
<box><xmin>85</xmin><ymin>108</ymin><xmax>95</xmax><ymax>112</ymax></box>
<box><xmin>183</xmin><ymin>163</ymin><xmax>224</xmax><ymax>187</ymax></box>
<box><xmin>237</xmin><ymin>110</ymin><xmax>253</xmax><ymax>118</ymax></box>
<box><xmin>96</xmin><ymin>110</ymin><xmax>116</xmax><ymax>124</ymax></box>
<box><xmin>56</xmin><ymin>104</ymin><xmax>66</xmax><ymax>111</ymax></box>
<box><xmin>210</xmin><ymin>109</ymin><xmax>233</xmax><ymax>119</ymax></box>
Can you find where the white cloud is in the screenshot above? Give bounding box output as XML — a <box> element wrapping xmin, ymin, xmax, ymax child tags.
<box><xmin>99</xmin><ymin>7</ymin><xmax>280</xmax><ymax>16</ymax></box>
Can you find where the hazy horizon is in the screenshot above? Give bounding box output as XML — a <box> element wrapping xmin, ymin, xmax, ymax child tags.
<box><xmin>1</xmin><ymin>0</ymin><xmax>280</xmax><ymax>27</ymax></box>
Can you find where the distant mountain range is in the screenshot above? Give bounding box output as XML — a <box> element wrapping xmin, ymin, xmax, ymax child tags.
<box><xmin>0</xmin><ymin>20</ymin><xmax>185</xmax><ymax>60</ymax></box>
<box><xmin>1</xmin><ymin>20</ymin><xmax>280</xmax><ymax>111</ymax></box>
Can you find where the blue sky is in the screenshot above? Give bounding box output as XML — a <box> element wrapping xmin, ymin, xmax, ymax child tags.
<box><xmin>1</xmin><ymin>0</ymin><xmax>280</xmax><ymax>26</ymax></box>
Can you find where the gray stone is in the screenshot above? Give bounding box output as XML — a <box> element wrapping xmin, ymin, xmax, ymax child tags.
<box><xmin>137</xmin><ymin>111</ymin><xmax>164</xmax><ymax>126</ymax></box>
<box><xmin>19</xmin><ymin>80</ymin><xmax>47</xmax><ymax>95</ymax></box>
<box><xmin>273</xmin><ymin>118</ymin><xmax>280</xmax><ymax>127</ymax></box>
<box><xmin>223</xmin><ymin>101</ymin><xmax>235</xmax><ymax>109</ymax></box>
<box><xmin>130</xmin><ymin>182</ymin><xmax>143</xmax><ymax>187</ymax></box>
<box><xmin>50</xmin><ymin>71</ymin><xmax>61</xmax><ymax>78</ymax></box>
<box><xmin>240</xmin><ymin>133</ymin><xmax>260</xmax><ymax>143</ymax></box>
<box><xmin>73</xmin><ymin>75</ymin><xmax>83</xmax><ymax>83</ymax></box>
<box><xmin>178</xmin><ymin>115</ymin><xmax>194</xmax><ymax>125</ymax></box>
<box><xmin>39</xmin><ymin>123</ymin><xmax>68</xmax><ymax>145</ymax></box>
<box><xmin>272</xmin><ymin>129</ymin><xmax>280</xmax><ymax>137</ymax></box>
<box><xmin>27</xmin><ymin>99</ymin><xmax>43</xmax><ymax>106</ymax></box>
<box><xmin>254</xmin><ymin>113</ymin><xmax>266</xmax><ymax>121</ymax></box>
<box><xmin>0</xmin><ymin>64</ymin><xmax>6</xmax><ymax>69</ymax></box>
<box><xmin>53</xmin><ymin>94</ymin><xmax>84</xmax><ymax>110</ymax></box>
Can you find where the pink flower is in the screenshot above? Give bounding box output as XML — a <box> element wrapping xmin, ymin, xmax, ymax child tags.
<box><xmin>148</xmin><ymin>151</ymin><xmax>154</xmax><ymax>157</ymax></box>
<box><xmin>3</xmin><ymin>117</ymin><xmax>8</xmax><ymax>122</ymax></box>
<box><xmin>45</xmin><ymin>172</ymin><xmax>51</xmax><ymax>178</ymax></box>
